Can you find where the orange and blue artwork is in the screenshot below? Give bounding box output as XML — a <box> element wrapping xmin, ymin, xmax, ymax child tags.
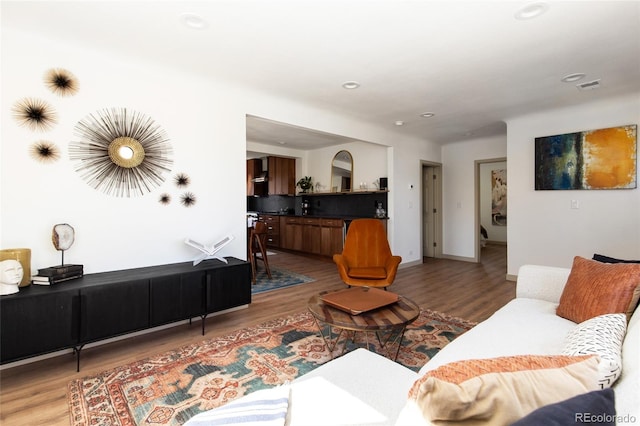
<box><xmin>535</xmin><ymin>125</ymin><xmax>637</xmax><ymax>190</ymax></box>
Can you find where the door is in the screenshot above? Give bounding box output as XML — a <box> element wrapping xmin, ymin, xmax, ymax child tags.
<box><xmin>422</xmin><ymin>164</ymin><xmax>442</xmax><ymax>258</ymax></box>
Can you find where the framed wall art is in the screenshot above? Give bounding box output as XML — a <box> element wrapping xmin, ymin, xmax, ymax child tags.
<box><xmin>534</xmin><ymin>125</ymin><xmax>637</xmax><ymax>190</ymax></box>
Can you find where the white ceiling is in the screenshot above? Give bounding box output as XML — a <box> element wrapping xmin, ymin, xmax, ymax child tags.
<box><xmin>3</xmin><ymin>1</ymin><xmax>640</xmax><ymax>149</ymax></box>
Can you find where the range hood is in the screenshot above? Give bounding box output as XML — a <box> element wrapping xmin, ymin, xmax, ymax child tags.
<box><xmin>252</xmin><ymin>171</ymin><xmax>268</xmax><ymax>183</ymax></box>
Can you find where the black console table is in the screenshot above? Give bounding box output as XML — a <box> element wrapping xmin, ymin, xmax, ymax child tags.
<box><xmin>0</xmin><ymin>257</ymin><xmax>251</xmax><ymax>371</ymax></box>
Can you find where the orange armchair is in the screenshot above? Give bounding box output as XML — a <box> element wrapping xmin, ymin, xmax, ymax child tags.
<box><xmin>333</xmin><ymin>218</ymin><xmax>402</xmax><ymax>288</ymax></box>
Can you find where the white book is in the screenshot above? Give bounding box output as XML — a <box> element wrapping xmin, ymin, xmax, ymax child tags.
<box><xmin>184</xmin><ymin>235</ymin><xmax>234</xmax><ymax>266</ymax></box>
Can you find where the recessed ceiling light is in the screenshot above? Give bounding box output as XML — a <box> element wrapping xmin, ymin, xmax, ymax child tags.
<box><xmin>342</xmin><ymin>81</ymin><xmax>360</xmax><ymax>90</ymax></box>
<box><xmin>514</xmin><ymin>2</ymin><xmax>549</xmax><ymax>20</ymax></box>
<box><xmin>561</xmin><ymin>73</ymin><xmax>586</xmax><ymax>83</ymax></box>
<box><xmin>180</xmin><ymin>13</ymin><xmax>208</xmax><ymax>30</ymax></box>
<box><xmin>420</xmin><ymin>112</ymin><xmax>435</xmax><ymax>118</ymax></box>
<box><xmin>395</xmin><ymin>120</ymin><xmax>404</xmax><ymax>126</ymax></box>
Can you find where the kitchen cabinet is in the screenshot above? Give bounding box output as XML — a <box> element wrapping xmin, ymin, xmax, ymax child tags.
<box><xmin>301</xmin><ymin>217</ymin><xmax>321</xmax><ymax>254</ymax></box>
<box><xmin>320</xmin><ymin>218</ymin><xmax>344</xmax><ymax>257</ymax></box>
<box><xmin>281</xmin><ymin>216</ymin><xmax>303</xmax><ymax>251</ymax></box>
<box><xmin>281</xmin><ymin>216</ymin><xmax>344</xmax><ymax>257</ymax></box>
<box><xmin>246</xmin><ymin>159</ymin><xmax>266</xmax><ymax>196</ymax></box>
<box><xmin>268</xmin><ymin>156</ymin><xmax>295</xmax><ymax>195</ymax></box>
<box><xmin>259</xmin><ymin>214</ymin><xmax>281</xmax><ymax>248</ymax></box>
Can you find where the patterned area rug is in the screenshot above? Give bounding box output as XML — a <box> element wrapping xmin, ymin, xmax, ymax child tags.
<box><xmin>252</xmin><ymin>266</ymin><xmax>315</xmax><ymax>294</ymax></box>
<box><xmin>67</xmin><ymin>309</ymin><xmax>475</xmax><ymax>426</ymax></box>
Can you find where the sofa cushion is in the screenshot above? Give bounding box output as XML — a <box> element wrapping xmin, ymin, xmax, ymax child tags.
<box><xmin>419</xmin><ymin>298</ymin><xmax>576</xmax><ymax>376</ymax></box>
<box><xmin>562</xmin><ymin>313</ymin><xmax>627</xmax><ymax>389</ymax></box>
<box><xmin>511</xmin><ymin>388</ymin><xmax>615</xmax><ymax>426</ymax></box>
<box><xmin>407</xmin><ymin>354</ymin><xmax>599</xmax><ymax>425</ymax></box>
<box><xmin>556</xmin><ymin>256</ymin><xmax>640</xmax><ymax>323</ymax></box>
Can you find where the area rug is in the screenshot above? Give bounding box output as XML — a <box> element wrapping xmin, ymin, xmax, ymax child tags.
<box><xmin>251</xmin><ymin>266</ymin><xmax>315</xmax><ymax>294</ymax></box>
<box><xmin>67</xmin><ymin>309</ymin><xmax>475</xmax><ymax>426</ymax></box>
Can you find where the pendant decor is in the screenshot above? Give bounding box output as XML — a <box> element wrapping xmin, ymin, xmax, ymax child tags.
<box><xmin>69</xmin><ymin>107</ymin><xmax>174</xmax><ymax>197</ymax></box>
<box><xmin>44</xmin><ymin>68</ymin><xmax>79</xmax><ymax>97</ymax></box>
<box><xmin>30</xmin><ymin>140</ymin><xmax>61</xmax><ymax>163</ymax></box>
<box><xmin>12</xmin><ymin>97</ymin><xmax>58</xmax><ymax>132</ymax></box>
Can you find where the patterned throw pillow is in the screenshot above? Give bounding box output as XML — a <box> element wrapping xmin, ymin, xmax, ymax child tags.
<box><xmin>407</xmin><ymin>355</ymin><xmax>599</xmax><ymax>425</ymax></box>
<box><xmin>562</xmin><ymin>313</ymin><xmax>627</xmax><ymax>388</ymax></box>
<box><xmin>556</xmin><ymin>256</ymin><xmax>640</xmax><ymax>323</ymax></box>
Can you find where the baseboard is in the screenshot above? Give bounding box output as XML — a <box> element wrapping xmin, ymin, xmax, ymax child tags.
<box><xmin>506</xmin><ymin>273</ymin><xmax>517</xmax><ymax>282</ymax></box>
<box><xmin>441</xmin><ymin>254</ymin><xmax>476</xmax><ymax>263</ymax></box>
<box><xmin>0</xmin><ymin>304</ymin><xmax>249</xmax><ymax>371</ymax></box>
<box><xmin>399</xmin><ymin>259</ymin><xmax>422</xmax><ymax>269</ymax></box>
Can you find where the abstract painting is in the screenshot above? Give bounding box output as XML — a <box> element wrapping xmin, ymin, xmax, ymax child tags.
<box><xmin>491</xmin><ymin>169</ymin><xmax>507</xmax><ymax>226</ymax></box>
<box><xmin>535</xmin><ymin>125</ymin><xmax>637</xmax><ymax>190</ymax></box>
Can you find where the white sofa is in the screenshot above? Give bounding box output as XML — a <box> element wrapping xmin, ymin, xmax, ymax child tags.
<box><xmin>187</xmin><ymin>264</ymin><xmax>639</xmax><ymax>425</ymax></box>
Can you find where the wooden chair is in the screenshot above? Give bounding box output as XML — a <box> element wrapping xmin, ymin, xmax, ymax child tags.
<box><xmin>333</xmin><ymin>218</ymin><xmax>402</xmax><ymax>289</ymax></box>
<box><xmin>249</xmin><ymin>221</ymin><xmax>272</xmax><ymax>283</ymax></box>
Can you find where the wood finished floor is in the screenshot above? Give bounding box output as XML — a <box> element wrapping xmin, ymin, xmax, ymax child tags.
<box><xmin>0</xmin><ymin>244</ymin><xmax>513</xmax><ymax>425</ymax></box>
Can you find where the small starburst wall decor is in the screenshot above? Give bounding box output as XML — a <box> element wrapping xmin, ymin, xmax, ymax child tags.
<box><xmin>180</xmin><ymin>192</ymin><xmax>196</xmax><ymax>207</ymax></box>
<box><xmin>69</xmin><ymin>107</ymin><xmax>174</xmax><ymax>197</ymax></box>
<box><xmin>174</xmin><ymin>172</ymin><xmax>191</xmax><ymax>187</ymax></box>
<box><xmin>159</xmin><ymin>193</ymin><xmax>171</xmax><ymax>205</ymax></box>
<box><xmin>44</xmin><ymin>68</ymin><xmax>79</xmax><ymax>97</ymax></box>
<box><xmin>12</xmin><ymin>97</ymin><xmax>58</xmax><ymax>132</ymax></box>
<box><xmin>30</xmin><ymin>140</ymin><xmax>60</xmax><ymax>163</ymax></box>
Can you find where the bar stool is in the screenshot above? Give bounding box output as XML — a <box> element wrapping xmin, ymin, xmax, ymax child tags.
<box><xmin>249</xmin><ymin>221</ymin><xmax>272</xmax><ymax>283</ymax></box>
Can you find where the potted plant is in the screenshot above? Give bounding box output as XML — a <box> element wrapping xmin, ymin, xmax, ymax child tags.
<box><xmin>296</xmin><ymin>176</ymin><xmax>313</xmax><ymax>193</ymax></box>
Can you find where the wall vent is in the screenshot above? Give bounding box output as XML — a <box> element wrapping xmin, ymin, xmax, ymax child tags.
<box><xmin>576</xmin><ymin>79</ymin><xmax>601</xmax><ymax>90</ymax></box>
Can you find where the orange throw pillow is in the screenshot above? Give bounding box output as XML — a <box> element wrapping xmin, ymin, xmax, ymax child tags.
<box><xmin>556</xmin><ymin>256</ymin><xmax>640</xmax><ymax>323</ymax></box>
<box><xmin>407</xmin><ymin>355</ymin><xmax>599</xmax><ymax>425</ymax></box>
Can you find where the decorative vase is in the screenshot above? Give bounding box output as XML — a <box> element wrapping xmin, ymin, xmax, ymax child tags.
<box><xmin>0</xmin><ymin>248</ymin><xmax>31</xmax><ymax>287</ymax></box>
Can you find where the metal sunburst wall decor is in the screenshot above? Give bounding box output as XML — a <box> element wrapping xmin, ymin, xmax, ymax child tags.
<box><xmin>69</xmin><ymin>107</ymin><xmax>174</xmax><ymax>197</ymax></box>
<box><xmin>12</xmin><ymin>97</ymin><xmax>58</xmax><ymax>132</ymax></box>
<box><xmin>44</xmin><ymin>68</ymin><xmax>79</xmax><ymax>97</ymax></box>
<box><xmin>30</xmin><ymin>140</ymin><xmax>61</xmax><ymax>163</ymax></box>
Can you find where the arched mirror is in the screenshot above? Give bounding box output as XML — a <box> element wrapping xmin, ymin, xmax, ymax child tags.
<box><xmin>331</xmin><ymin>150</ymin><xmax>353</xmax><ymax>192</ymax></box>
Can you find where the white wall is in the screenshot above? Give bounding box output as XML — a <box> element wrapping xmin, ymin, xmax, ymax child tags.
<box><xmin>506</xmin><ymin>93</ymin><xmax>640</xmax><ymax>275</ymax></box>
<box><xmin>441</xmin><ymin>135</ymin><xmax>508</xmax><ymax>259</ymax></box>
<box><xmin>1</xmin><ymin>27</ymin><xmax>439</xmax><ymax>274</ymax></box>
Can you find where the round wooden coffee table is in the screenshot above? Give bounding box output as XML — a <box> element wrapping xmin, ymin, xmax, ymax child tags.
<box><xmin>307</xmin><ymin>288</ymin><xmax>421</xmax><ymax>360</ymax></box>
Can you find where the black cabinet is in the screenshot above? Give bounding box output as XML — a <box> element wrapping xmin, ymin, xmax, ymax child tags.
<box><xmin>80</xmin><ymin>279</ymin><xmax>150</xmax><ymax>343</ymax></box>
<box><xmin>206</xmin><ymin>263</ymin><xmax>252</xmax><ymax>312</ymax></box>
<box><xmin>150</xmin><ymin>271</ymin><xmax>205</xmax><ymax>326</ymax></box>
<box><xmin>0</xmin><ymin>289</ymin><xmax>79</xmax><ymax>362</ymax></box>
<box><xmin>0</xmin><ymin>258</ymin><xmax>250</xmax><ymax>369</ymax></box>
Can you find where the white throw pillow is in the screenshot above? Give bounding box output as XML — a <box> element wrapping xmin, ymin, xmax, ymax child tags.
<box><xmin>183</xmin><ymin>383</ymin><xmax>290</xmax><ymax>426</ymax></box>
<box><xmin>561</xmin><ymin>313</ymin><xmax>627</xmax><ymax>388</ymax></box>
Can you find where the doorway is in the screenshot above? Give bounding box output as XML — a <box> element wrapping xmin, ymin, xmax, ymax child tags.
<box><xmin>475</xmin><ymin>158</ymin><xmax>507</xmax><ymax>262</ymax></box>
<box><xmin>422</xmin><ymin>162</ymin><xmax>442</xmax><ymax>259</ymax></box>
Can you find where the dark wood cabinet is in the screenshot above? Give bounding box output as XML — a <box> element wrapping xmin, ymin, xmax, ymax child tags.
<box><xmin>281</xmin><ymin>216</ymin><xmax>345</xmax><ymax>257</ymax></box>
<box><xmin>205</xmin><ymin>262</ymin><xmax>251</xmax><ymax>312</ymax></box>
<box><xmin>320</xmin><ymin>218</ymin><xmax>344</xmax><ymax>257</ymax></box>
<box><xmin>0</xmin><ymin>289</ymin><xmax>79</xmax><ymax>362</ymax></box>
<box><xmin>268</xmin><ymin>156</ymin><xmax>295</xmax><ymax>195</ymax></box>
<box><xmin>150</xmin><ymin>271</ymin><xmax>205</xmax><ymax>326</ymax></box>
<box><xmin>246</xmin><ymin>159</ymin><xmax>266</xmax><ymax>196</ymax></box>
<box><xmin>80</xmin><ymin>279</ymin><xmax>150</xmax><ymax>343</ymax></box>
<box><xmin>0</xmin><ymin>258</ymin><xmax>250</xmax><ymax>369</ymax></box>
<box><xmin>259</xmin><ymin>214</ymin><xmax>281</xmax><ymax>248</ymax></box>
